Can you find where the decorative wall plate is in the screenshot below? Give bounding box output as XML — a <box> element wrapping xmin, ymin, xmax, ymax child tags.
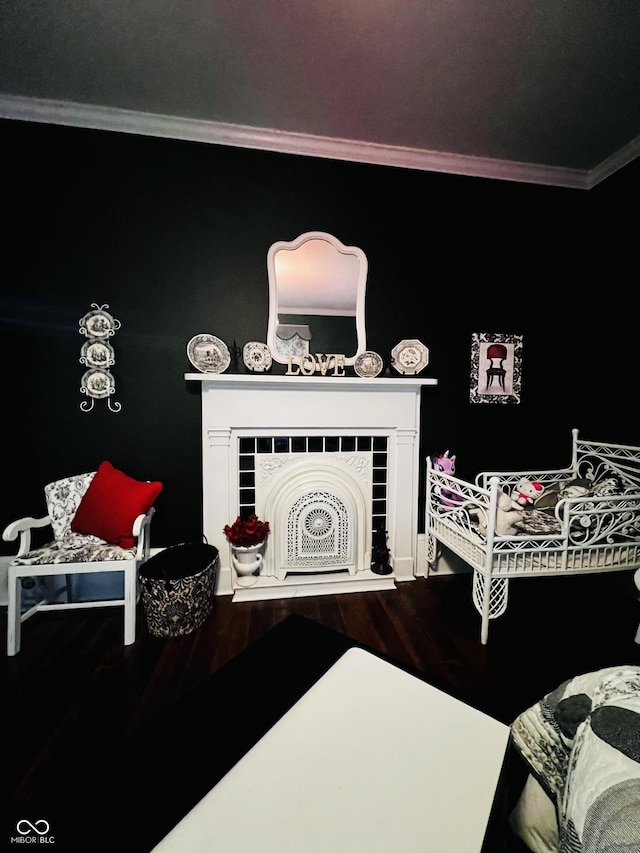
<box><xmin>187</xmin><ymin>334</ymin><xmax>231</xmax><ymax>374</ymax></box>
<box><xmin>80</xmin><ymin>340</ymin><xmax>115</xmax><ymax>369</ymax></box>
<box><xmin>391</xmin><ymin>339</ymin><xmax>430</xmax><ymax>375</ymax></box>
<box><xmin>243</xmin><ymin>341</ymin><xmax>272</xmax><ymax>373</ymax></box>
<box><xmin>354</xmin><ymin>351</ymin><xmax>384</xmax><ymax>378</ymax></box>
<box><xmin>79</xmin><ymin>306</ymin><xmax>120</xmax><ymax>339</ymax></box>
<box><xmin>80</xmin><ymin>369</ymin><xmax>116</xmax><ymax>399</ymax></box>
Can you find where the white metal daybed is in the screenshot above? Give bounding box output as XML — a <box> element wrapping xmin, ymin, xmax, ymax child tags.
<box><xmin>426</xmin><ymin>429</ymin><xmax>640</xmax><ymax>644</ymax></box>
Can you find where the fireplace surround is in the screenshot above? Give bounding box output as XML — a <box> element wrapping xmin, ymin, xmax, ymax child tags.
<box><xmin>186</xmin><ymin>372</ymin><xmax>437</xmax><ymax>601</ymax></box>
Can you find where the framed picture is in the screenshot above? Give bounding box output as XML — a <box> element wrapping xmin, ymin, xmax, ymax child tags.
<box><xmin>470</xmin><ymin>332</ymin><xmax>523</xmax><ymax>405</ymax></box>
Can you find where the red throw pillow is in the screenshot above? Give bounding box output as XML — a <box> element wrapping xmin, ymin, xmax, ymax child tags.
<box><xmin>71</xmin><ymin>461</ymin><xmax>162</xmax><ymax>549</ymax></box>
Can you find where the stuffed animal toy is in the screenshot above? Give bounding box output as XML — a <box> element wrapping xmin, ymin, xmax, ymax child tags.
<box><xmin>471</xmin><ymin>491</ymin><xmax>524</xmax><ymax>536</ymax></box>
<box><xmin>512</xmin><ymin>478</ymin><xmax>545</xmax><ymax>507</ymax></box>
<box><xmin>431</xmin><ymin>450</ymin><xmax>463</xmax><ymax>507</ymax></box>
<box><xmin>432</xmin><ymin>450</ymin><xmax>456</xmax><ymax>476</ymax></box>
<box><xmin>494</xmin><ymin>492</ymin><xmax>525</xmax><ymax>534</ymax></box>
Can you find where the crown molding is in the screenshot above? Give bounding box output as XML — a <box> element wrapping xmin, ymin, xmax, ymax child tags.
<box><xmin>583</xmin><ymin>137</ymin><xmax>640</xmax><ymax>189</ymax></box>
<box><xmin>0</xmin><ymin>93</ymin><xmax>629</xmax><ymax>190</ymax></box>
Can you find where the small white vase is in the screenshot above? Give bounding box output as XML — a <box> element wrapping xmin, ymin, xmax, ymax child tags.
<box><xmin>231</xmin><ymin>542</ymin><xmax>265</xmax><ymax>587</ymax></box>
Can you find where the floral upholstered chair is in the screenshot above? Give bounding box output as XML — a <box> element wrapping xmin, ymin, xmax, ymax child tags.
<box><xmin>3</xmin><ymin>461</ymin><xmax>162</xmax><ymax>655</ymax></box>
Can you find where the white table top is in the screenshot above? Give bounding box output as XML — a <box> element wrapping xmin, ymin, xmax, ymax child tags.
<box><xmin>152</xmin><ymin>647</ymin><xmax>509</xmax><ymax>853</ymax></box>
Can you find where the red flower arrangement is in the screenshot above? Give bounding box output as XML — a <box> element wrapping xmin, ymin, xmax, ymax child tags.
<box><xmin>223</xmin><ymin>514</ymin><xmax>270</xmax><ymax>548</ymax></box>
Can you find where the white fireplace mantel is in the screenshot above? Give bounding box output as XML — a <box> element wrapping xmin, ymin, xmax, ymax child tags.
<box><xmin>186</xmin><ymin>372</ymin><xmax>437</xmax><ymax>601</ymax></box>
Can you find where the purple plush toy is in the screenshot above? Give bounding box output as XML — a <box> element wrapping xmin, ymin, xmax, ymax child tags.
<box><xmin>432</xmin><ymin>450</ymin><xmax>463</xmax><ymax>507</ymax></box>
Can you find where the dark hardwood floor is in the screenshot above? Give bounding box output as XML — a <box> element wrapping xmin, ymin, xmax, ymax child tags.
<box><xmin>3</xmin><ymin>568</ymin><xmax>639</xmax><ymax>852</ymax></box>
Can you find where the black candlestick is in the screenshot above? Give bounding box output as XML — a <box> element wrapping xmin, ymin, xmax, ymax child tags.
<box><xmin>371</xmin><ymin>526</ymin><xmax>393</xmax><ymax>575</ymax></box>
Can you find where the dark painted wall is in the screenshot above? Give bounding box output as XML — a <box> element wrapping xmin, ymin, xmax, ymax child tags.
<box><xmin>1</xmin><ymin>118</ymin><xmax>637</xmax><ymax>553</ymax></box>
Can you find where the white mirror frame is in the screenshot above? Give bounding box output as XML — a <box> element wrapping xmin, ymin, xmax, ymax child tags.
<box><xmin>266</xmin><ymin>231</ymin><xmax>368</xmax><ymax>367</ymax></box>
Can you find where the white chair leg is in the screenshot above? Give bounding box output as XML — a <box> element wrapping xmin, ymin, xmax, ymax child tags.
<box><xmin>123</xmin><ymin>564</ymin><xmax>137</xmax><ymax>646</ymax></box>
<box><xmin>7</xmin><ymin>566</ymin><xmax>22</xmax><ymax>656</ymax></box>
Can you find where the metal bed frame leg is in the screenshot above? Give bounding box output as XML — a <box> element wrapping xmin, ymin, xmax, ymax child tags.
<box><xmin>480</xmin><ymin>573</ymin><xmax>491</xmax><ymax>645</ymax></box>
<box><xmin>473</xmin><ymin>570</ymin><xmax>509</xmax><ymax>645</ymax></box>
<box><xmin>426</xmin><ymin>533</ymin><xmax>439</xmax><ymax>574</ymax></box>
<box><xmin>634</xmin><ymin>569</ymin><xmax>640</xmax><ymax>644</ymax></box>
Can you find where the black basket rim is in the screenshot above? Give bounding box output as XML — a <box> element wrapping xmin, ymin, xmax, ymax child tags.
<box><xmin>139</xmin><ymin>541</ymin><xmax>219</xmax><ymax>581</ymax></box>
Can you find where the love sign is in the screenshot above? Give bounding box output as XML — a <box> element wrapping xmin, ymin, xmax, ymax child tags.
<box><xmin>286</xmin><ymin>353</ymin><xmax>346</xmax><ymax>376</ymax></box>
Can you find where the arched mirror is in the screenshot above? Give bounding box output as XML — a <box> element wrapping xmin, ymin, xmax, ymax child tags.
<box><xmin>266</xmin><ymin>231</ymin><xmax>368</xmax><ymax>366</ymax></box>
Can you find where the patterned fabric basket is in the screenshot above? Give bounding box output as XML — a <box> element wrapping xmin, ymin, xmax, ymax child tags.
<box><xmin>138</xmin><ymin>542</ymin><xmax>219</xmax><ymax>638</ymax></box>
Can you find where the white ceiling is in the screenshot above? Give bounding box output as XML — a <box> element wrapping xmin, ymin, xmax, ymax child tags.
<box><xmin>1</xmin><ymin>1</ymin><xmax>639</xmax><ymax>189</ymax></box>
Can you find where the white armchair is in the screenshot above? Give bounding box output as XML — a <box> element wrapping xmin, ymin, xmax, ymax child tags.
<box><xmin>3</xmin><ymin>463</ymin><xmax>161</xmax><ymax>655</ymax></box>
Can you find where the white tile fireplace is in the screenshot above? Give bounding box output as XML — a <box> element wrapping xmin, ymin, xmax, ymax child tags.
<box><xmin>186</xmin><ymin>373</ymin><xmax>437</xmax><ymax>601</ymax></box>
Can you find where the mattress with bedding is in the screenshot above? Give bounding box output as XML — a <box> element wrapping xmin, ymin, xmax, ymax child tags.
<box><xmin>509</xmin><ymin>665</ymin><xmax>640</xmax><ymax>852</ymax></box>
<box><xmin>511</xmin><ymin>470</ymin><xmax>640</xmax><ymax>538</ymax></box>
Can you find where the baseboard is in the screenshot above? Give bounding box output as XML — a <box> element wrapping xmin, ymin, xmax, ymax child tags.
<box><xmin>146</xmin><ymin>544</ymin><xmax>468</xmax><ymax>589</ymax></box>
<box><xmin>415</xmin><ymin>535</ymin><xmax>471</xmax><ymax>577</ymax></box>
<box><xmin>0</xmin><ymin>543</ymin><xmax>467</xmax><ymax>609</ymax></box>
<box><xmin>151</xmin><ymin>543</ymin><xmax>470</xmax><ymax>589</ymax></box>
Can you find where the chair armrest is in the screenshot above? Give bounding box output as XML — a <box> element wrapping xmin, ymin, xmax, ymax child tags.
<box><xmin>3</xmin><ymin>515</ymin><xmax>52</xmax><ymax>557</ymax></box>
<box><xmin>133</xmin><ymin>506</ymin><xmax>156</xmax><ymax>561</ymax></box>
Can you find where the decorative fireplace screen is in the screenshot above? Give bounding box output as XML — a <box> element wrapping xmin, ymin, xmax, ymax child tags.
<box><xmin>287</xmin><ymin>491</ymin><xmax>349</xmax><ymax>569</ymax></box>
<box><xmin>236</xmin><ymin>435</ymin><xmax>388</xmax><ymax>561</ymax></box>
